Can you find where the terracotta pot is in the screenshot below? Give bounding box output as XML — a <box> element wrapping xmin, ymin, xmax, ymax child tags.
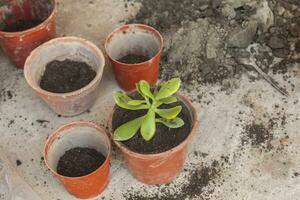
<box><xmin>44</xmin><ymin>121</ymin><xmax>111</xmax><ymax>199</ymax></box>
<box><xmin>24</xmin><ymin>36</ymin><xmax>105</xmax><ymax>116</ymax></box>
<box><xmin>108</xmin><ymin>93</ymin><xmax>198</xmax><ymax>184</ymax></box>
<box><xmin>105</xmin><ymin>24</ymin><xmax>163</xmax><ymax>91</ymax></box>
<box><xmin>0</xmin><ymin>0</ymin><xmax>57</xmax><ymax>68</ymax></box>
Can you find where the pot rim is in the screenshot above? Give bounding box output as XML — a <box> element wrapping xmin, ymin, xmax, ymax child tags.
<box><xmin>104</xmin><ymin>23</ymin><xmax>164</xmax><ymax>67</ymax></box>
<box><xmin>108</xmin><ymin>92</ymin><xmax>199</xmax><ymax>158</ymax></box>
<box><xmin>0</xmin><ymin>0</ymin><xmax>57</xmax><ymax>36</ymax></box>
<box><xmin>43</xmin><ymin>121</ymin><xmax>112</xmax><ymax>180</ymax></box>
<box><xmin>24</xmin><ymin>36</ymin><xmax>105</xmax><ymax>98</ymax></box>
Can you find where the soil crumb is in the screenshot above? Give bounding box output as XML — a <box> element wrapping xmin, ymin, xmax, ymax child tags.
<box><xmin>118</xmin><ymin>54</ymin><xmax>149</xmax><ymax>64</ymax></box>
<box><xmin>40</xmin><ymin>59</ymin><xmax>96</xmax><ymax>93</ymax></box>
<box><xmin>57</xmin><ymin>147</ymin><xmax>106</xmax><ymax>177</ymax></box>
<box><xmin>16</xmin><ymin>159</ymin><xmax>22</xmax><ymax>166</ymax></box>
<box><xmin>2</xmin><ymin>20</ymin><xmax>43</xmax><ymax>32</ymax></box>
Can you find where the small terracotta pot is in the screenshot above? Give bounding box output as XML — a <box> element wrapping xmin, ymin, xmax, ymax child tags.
<box><xmin>0</xmin><ymin>0</ymin><xmax>57</xmax><ymax>68</ymax></box>
<box><xmin>108</xmin><ymin>93</ymin><xmax>198</xmax><ymax>184</ymax></box>
<box><xmin>44</xmin><ymin>121</ymin><xmax>111</xmax><ymax>199</ymax></box>
<box><xmin>24</xmin><ymin>36</ymin><xmax>105</xmax><ymax>116</ymax></box>
<box><xmin>105</xmin><ymin>24</ymin><xmax>163</xmax><ymax>91</ymax></box>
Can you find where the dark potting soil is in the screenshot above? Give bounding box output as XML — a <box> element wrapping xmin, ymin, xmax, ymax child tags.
<box><xmin>57</xmin><ymin>147</ymin><xmax>106</xmax><ymax>177</ymax></box>
<box><xmin>112</xmin><ymin>95</ymin><xmax>192</xmax><ymax>154</ymax></box>
<box><xmin>2</xmin><ymin>20</ymin><xmax>43</xmax><ymax>32</ymax></box>
<box><xmin>118</xmin><ymin>54</ymin><xmax>149</xmax><ymax>64</ymax></box>
<box><xmin>40</xmin><ymin>59</ymin><xmax>96</xmax><ymax>93</ymax></box>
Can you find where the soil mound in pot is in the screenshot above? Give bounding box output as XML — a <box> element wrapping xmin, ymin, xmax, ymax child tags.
<box><xmin>112</xmin><ymin>95</ymin><xmax>192</xmax><ymax>154</ymax></box>
<box><xmin>118</xmin><ymin>54</ymin><xmax>150</xmax><ymax>64</ymax></box>
<box><xmin>40</xmin><ymin>59</ymin><xmax>96</xmax><ymax>93</ymax></box>
<box><xmin>2</xmin><ymin>20</ymin><xmax>43</xmax><ymax>32</ymax></box>
<box><xmin>57</xmin><ymin>147</ymin><xmax>106</xmax><ymax>177</ymax></box>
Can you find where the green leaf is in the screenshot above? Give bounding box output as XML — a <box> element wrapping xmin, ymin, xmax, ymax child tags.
<box><xmin>113</xmin><ymin>116</ymin><xmax>144</xmax><ymax>141</ymax></box>
<box><xmin>113</xmin><ymin>92</ymin><xmax>148</xmax><ymax>110</ymax></box>
<box><xmin>127</xmin><ymin>100</ymin><xmax>146</xmax><ymax>106</ymax></box>
<box><xmin>156</xmin><ymin>106</ymin><xmax>182</xmax><ymax>119</ymax></box>
<box><xmin>141</xmin><ymin>108</ymin><xmax>156</xmax><ymax>141</ymax></box>
<box><xmin>156</xmin><ymin>117</ymin><xmax>184</xmax><ymax>128</ymax></box>
<box><xmin>138</xmin><ymin>80</ymin><xmax>154</xmax><ymax>99</ymax></box>
<box><xmin>155</xmin><ymin>78</ymin><xmax>181</xmax><ymax>100</ymax></box>
<box><xmin>159</xmin><ymin>96</ymin><xmax>177</xmax><ymax>104</ymax></box>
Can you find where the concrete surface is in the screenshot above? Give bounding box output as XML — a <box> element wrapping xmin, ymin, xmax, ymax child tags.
<box><xmin>0</xmin><ymin>0</ymin><xmax>299</xmax><ymax>200</ymax></box>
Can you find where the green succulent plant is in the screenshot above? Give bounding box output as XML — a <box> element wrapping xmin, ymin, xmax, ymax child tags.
<box><xmin>113</xmin><ymin>78</ymin><xmax>184</xmax><ymax>142</ymax></box>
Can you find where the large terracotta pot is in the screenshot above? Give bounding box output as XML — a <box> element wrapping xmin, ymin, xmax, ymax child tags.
<box><xmin>105</xmin><ymin>24</ymin><xmax>163</xmax><ymax>91</ymax></box>
<box><xmin>44</xmin><ymin>121</ymin><xmax>111</xmax><ymax>199</ymax></box>
<box><xmin>0</xmin><ymin>0</ymin><xmax>57</xmax><ymax>68</ymax></box>
<box><xmin>109</xmin><ymin>93</ymin><xmax>198</xmax><ymax>184</ymax></box>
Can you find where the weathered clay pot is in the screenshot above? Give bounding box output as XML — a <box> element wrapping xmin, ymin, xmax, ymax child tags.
<box><xmin>24</xmin><ymin>36</ymin><xmax>105</xmax><ymax>116</ymax></box>
<box><xmin>0</xmin><ymin>0</ymin><xmax>57</xmax><ymax>68</ymax></box>
<box><xmin>105</xmin><ymin>24</ymin><xmax>163</xmax><ymax>91</ymax></box>
<box><xmin>44</xmin><ymin>121</ymin><xmax>111</xmax><ymax>199</ymax></box>
<box><xmin>108</xmin><ymin>93</ymin><xmax>198</xmax><ymax>184</ymax></box>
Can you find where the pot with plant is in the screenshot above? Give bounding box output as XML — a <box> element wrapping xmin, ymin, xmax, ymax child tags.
<box><xmin>109</xmin><ymin>78</ymin><xmax>198</xmax><ymax>184</ymax></box>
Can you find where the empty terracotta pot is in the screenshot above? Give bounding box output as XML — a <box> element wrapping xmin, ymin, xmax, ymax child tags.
<box><xmin>44</xmin><ymin>121</ymin><xmax>111</xmax><ymax>199</ymax></box>
<box><xmin>108</xmin><ymin>94</ymin><xmax>198</xmax><ymax>184</ymax></box>
<box><xmin>24</xmin><ymin>36</ymin><xmax>105</xmax><ymax>116</ymax></box>
<box><xmin>105</xmin><ymin>24</ymin><xmax>163</xmax><ymax>91</ymax></box>
<box><xmin>0</xmin><ymin>0</ymin><xmax>57</xmax><ymax>68</ymax></box>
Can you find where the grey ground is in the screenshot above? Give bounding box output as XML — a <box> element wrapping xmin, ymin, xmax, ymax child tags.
<box><xmin>0</xmin><ymin>0</ymin><xmax>300</xmax><ymax>199</ymax></box>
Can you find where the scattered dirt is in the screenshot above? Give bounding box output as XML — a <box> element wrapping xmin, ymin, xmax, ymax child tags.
<box><xmin>241</xmin><ymin>122</ymin><xmax>273</xmax><ymax>150</ymax></box>
<box><xmin>0</xmin><ymin>89</ymin><xmax>15</xmax><ymax>102</ymax></box>
<box><xmin>125</xmin><ymin>156</ymin><xmax>229</xmax><ymax>200</ymax></box>
<box><xmin>2</xmin><ymin>20</ymin><xmax>43</xmax><ymax>32</ymax></box>
<box><xmin>57</xmin><ymin>147</ymin><xmax>106</xmax><ymax>177</ymax></box>
<box><xmin>112</xmin><ymin>94</ymin><xmax>192</xmax><ymax>154</ymax></box>
<box><xmin>118</xmin><ymin>54</ymin><xmax>149</xmax><ymax>64</ymax></box>
<box><xmin>40</xmin><ymin>59</ymin><xmax>96</xmax><ymax>93</ymax></box>
<box><xmin>127</xmin><ymin>0</ymin><xmax>211</xmax><ymax>32</ymax></box>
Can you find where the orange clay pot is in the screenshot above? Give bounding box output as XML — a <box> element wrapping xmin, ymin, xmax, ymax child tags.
<box><xmin>24</xmin><ymin>37</ymin><xmax>105</xmax><ymax>116</ymax></box>
<box><xmin>108</xmin><ymin>93</ymin><xmax>198</xmax><ymax>184</ymax></box>
<box><xmin>105</xmin><ymin>24</ymin><xmax>163</xmax><ymax>91</ymax></box>
<box><xmin>44</xmin><ymin>121</ymin><xmax>111</xmax><ymax>199</ymax></box>
<box><xmin>0</xmin><ymin>0</ymin><xmax>57</xmax><ymax>68</ymax></box>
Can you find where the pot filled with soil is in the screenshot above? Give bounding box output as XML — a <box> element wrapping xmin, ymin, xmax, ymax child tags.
<box><xmin>24</xmin><ymin>36</ymin><xmax>105</xmax><ymax>116</ymax></box>
<box><xmin>105</xmin><ymin>24</ymin><xmax>163</xmax><ymax>91</ymax></box>
<box><xmin>0</xmin><ymin>0</ymin><xmax>57</xmax><ymax>68</ymax></box>
<box><xmin>108</xmin><ymin>78</ymin><xmax>198</xmax><ymax>184</ymax></box>
<box><xmin>44</xmin><ymin>121</ymin><xmax>111</xmax><ymax>199</ymax></box>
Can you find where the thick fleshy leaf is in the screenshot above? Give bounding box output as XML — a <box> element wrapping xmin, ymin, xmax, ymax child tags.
<box><xmin>141</xmin><ymin>108</ymin><xmax>156</xmax><ymax>141</ymax></box>
<box><xmin>155</xmin><ymin>78</ymin><xmax>181</xmax><ymax>100</ymax></box>
<box><xmin>138</xmin><ymin>80</ymin><xmax>154</xmax><ymax>99</ymax></box>
<box><xmin>156</xmin><ymin>117</ymin><xmax>184</xmax><ymax>128</ymax></box>
<box><xmin>159</xmin><ymin>96</ymin><xmax>177</xmax><ymax>104</ymax></box>
<box><xmin>113</xmin><ymin>92</ymin><xmax>148</xmax><ymax>110</ymax></box>
<box><xmin>113</xmin><ymin>116</ymin><xmax>144</xmax><ymax>141</ymax></box>
<box><xmin>127</xmin><ymin>100</ymin><xmax>146</xmax><ymax>106</ymax></box>
<box><xmin>156</xmin><ymin>106</ymin><xmax>182</xmax><ymax>119</ymax></box>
